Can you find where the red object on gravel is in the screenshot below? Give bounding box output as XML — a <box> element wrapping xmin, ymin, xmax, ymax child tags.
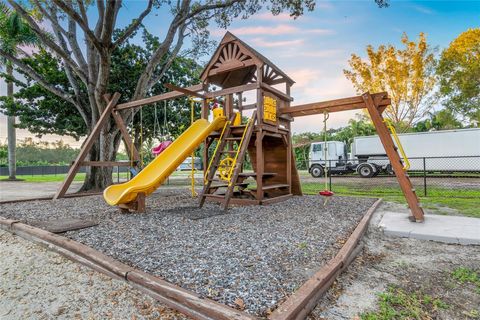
<box><xmin>319</xmin><ymin>190</ymin><xmax>334</xmax><ymax>197</ymax></box>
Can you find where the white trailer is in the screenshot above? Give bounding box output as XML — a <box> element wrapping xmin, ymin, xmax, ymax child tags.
<box><xmin>309</xmin><ymin>128</ymin><xmax>480</xmax><ymax>178</ymax></box>
<box><xmin>353</xmin><ymin>128</ymin><xmax>480</xmax><ymax>175</ymax></box>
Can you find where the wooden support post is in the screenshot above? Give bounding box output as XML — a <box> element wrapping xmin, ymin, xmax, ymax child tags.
<box><xmin>286</xmin><ymin>128</ymin><xmax>292</xmax><ymax>194</ymax></box>
<box><xmin>111</xmin><ymin>110</ymin><xmax>140</xmax><ymax>162</ymax></box>
<box><xmin>256</xmin><ymin>67</ymin><xmax>264</xmax><ymax>124</ymax></box>
<box><xmin>363</xmin><ymin>93</ymin><xmax>424</xmax><ymax>222</ymax></box>
<box><xmin>118</xmin><ymin>192</ymin><xmax>146</xmax><ymax>213</ymax></box>
<box><xmin>54</xmin><ymin>93</ymin><xmax>121</xmax><ymax>199</ymax></box>
<box><xmin>256</xmin><ymin>130</ymin><xmax>264</xmax><ymax>201</ymax></box>
<box><xmin>225</xmin><ymin>93</ymin><xmax>234</xmax><ymax>120</ymax></box>
<box><xmin>238</xmin><ymin>92</ymin><xmax>243</xmax><ymax>118</ymax></box>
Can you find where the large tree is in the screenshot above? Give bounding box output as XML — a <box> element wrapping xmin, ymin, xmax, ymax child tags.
<box><xmin>0</xmin><ymin>0</ymin><xmax>318</xmax><ymax>191</ymax></box>
<box><xmin>413</xmin><ymin>109</ymin><xmax>462</xmax><ymax>132</ymax></box>
<box><xmin>344</xmin><ymin>33</ymin><xmax>436</xmax><ymax>131</ymax></box>
<box><xmin>0</xmin><ymin>3</ymin><xmax>37</xmax><ymax>180</ymax></box>
<box><xmin>437</xmin><ymin>28</ymin><xmax>480</xmax><ymax>125</ymax></box>
<box><xmin>6</xmin><ymin>29</ymin><xmax>202</xmax><ymax>161</ymax></box>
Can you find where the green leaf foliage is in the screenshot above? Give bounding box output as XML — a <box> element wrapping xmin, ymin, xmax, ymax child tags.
<box><xmin>437</xmin><ymin>28</ymin><xmax>480</xmax><ymax>124</ymax></box>
<box><xmin>1</xmin><ymin>28</ymin><xmax>202</xmax><ymax>143</ymax></box>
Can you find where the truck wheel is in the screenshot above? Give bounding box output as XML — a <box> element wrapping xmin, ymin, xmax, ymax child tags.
<box><xmin>310</xmin><ymin>165</ymin><xmax>324</xmax><ymax>178</ymax></box>
<box><xmin>357</xmin><ymin>163</ymin><xmax>375</xmax><ymax>178</ymax></box>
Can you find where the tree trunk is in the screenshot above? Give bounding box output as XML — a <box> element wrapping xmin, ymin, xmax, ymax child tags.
<box><xmin>6</xmin><ymin>64</ymin><xmax>16</xmax><ymax>180</ymax></box>
<box><xmin>79</xmin><ymin>129</ymin><xmax>121</xmax><ymax>192</ymax></box>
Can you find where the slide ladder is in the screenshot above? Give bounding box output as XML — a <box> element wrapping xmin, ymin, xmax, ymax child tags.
<box><xmin>200</xmin><ymin>112</ymin><xmax>256</xmax><ymax>209</ymax></box>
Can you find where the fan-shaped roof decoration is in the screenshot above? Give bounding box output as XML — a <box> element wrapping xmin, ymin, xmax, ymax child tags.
<box><xmin>201</xmin><ymin>32</ymin><xmax>294</xmax><ymax>88</ymax></box>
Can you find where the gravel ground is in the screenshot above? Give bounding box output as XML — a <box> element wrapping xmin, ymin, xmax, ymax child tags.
<box><xmin>0</xmin><ymin>229</ymin><xmax>187</xmax><ymax>320</ymax></box>
<box><xmin>0</xmin><ymin>191</ymin><xmax>376</xmax><ymax>316</ymax></box>
<box><xmin>310</xmin><ymin>201</ymin><xmax>480</xmax><ymax>319</ymax></box>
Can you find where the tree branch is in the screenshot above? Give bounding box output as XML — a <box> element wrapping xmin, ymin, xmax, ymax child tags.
<box><xmin>7</xmin><ymin>0</ymin><xmax>88</xmax><ymax>83</ymax></box>
<box><xmin>113</xmin><ymin>0</ymin><xmax>153</xmax><ymax>48</ymax></box>
<box><xmin>77</xmin><ymin>0</ymin><xmax>89</xmax><ymax>24</ymax></box>
<box><xmin>174</xmin><ymin>0</ymin><xmax>242</xmax><ymax>28</ymax></box>
<box><xmin>50</xmin><ymin>0</ymin><xmax>103</xmax><ymax>52</ymax></box>
<box><xmin>0</xmin><ymin>49</ymin><xmax>77</xmax><ymax>106</ymax></box>
<box><xmin>95</xmin><ymin>0</ymin><xmax>105</xmax><ymax>38</ymax></box>
<box><xmin>32</xmin><ymin>0</ymin><xmax>68</xmax><ymax>37</ymax></box>
<box><xmin>100</xmin><ymin>0</ymin><xmax>122</xmax><ymax>44</ymax></box>
<box><xmin>147</xmin><ymin>24</ymin><xmax>187</xmax><ymax>89</ymax></box>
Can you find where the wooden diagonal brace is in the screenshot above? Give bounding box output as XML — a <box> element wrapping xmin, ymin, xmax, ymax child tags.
<box><xmin>53</xmin><ymin>93</ymin><xmax>121</xmax><ymax>199</ymax></box>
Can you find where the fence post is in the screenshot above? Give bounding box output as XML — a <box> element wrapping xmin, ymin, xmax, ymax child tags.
<box><xmin>423</xmin><ymin>157</ymin><xmax>427</xmax><ymax>197</ymax></box>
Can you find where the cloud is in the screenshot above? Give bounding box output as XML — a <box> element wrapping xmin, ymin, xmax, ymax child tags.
<box><xmin>287</xmin><ymin>68</ymin><xmax>321</xmax><ymax>89</ymax></box>
<box><xmin>254</xmin><ymin>12</ymin><xmax>295</xmax><ymax>21</ymax></box>
<box><xmin>250</xmin><ymin>37</ymin><xmax>305</xmax><ymax>48</ymax></box>
<box><xmin>316</xmin><ymin>1</ymin><xmax>334</xmax><ymax>10</ymax></box>
<box><xmin>411</xmin><ymin>5</ymin><xmax>434</xmax><ymax>15</ymax></box>
<box><xmin>212</xmin><ymin>24</ymin><xmax>334</xmax><ymax>37</ymax></box>
<box><xmin>288</xmin><ymin>75</ymin><xmax>360</xmax><ymax>132</ymax></box>
<box><xmin>280</xmin><ymin>49</ymin><xmax>344</xmax><ymax>58</ymax></box>
<box><xmin>213</xmin><ymin>24</ymin><xmax>298</xmax><ymax>36</ymax></box>
<box><xmin>307</xmin><ymin>28</ymin><xmax>334</xmax><ymax>35</ymax></box>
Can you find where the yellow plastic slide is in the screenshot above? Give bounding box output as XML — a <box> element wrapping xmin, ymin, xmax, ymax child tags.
<box><xmin>103</xmin><ymin>116</ymin><xmax>226</xmax><ymax>206</ymax></box>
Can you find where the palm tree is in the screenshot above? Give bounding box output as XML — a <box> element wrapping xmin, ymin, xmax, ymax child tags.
<box><xmin>0</xmin><ymin>3</ymin><xmax>37</xmax><ymax>180</ymax></box>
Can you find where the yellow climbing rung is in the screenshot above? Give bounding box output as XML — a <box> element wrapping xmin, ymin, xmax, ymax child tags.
<box><xmin>226</xmin><ymin>117</ymin><xmax>252</xmax><ymax>186</ymax></box>
<box><xmin>384</xmin><ymin>119</ymin><xmax>410</xmax><ymax>171</ymax></box>
<box><xmin>204</xmin><ymin>120</ymin><xmax>230</xmax><ymax>184</ymax></box>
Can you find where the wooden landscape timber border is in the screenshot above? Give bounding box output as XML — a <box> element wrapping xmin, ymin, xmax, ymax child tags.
<box><xmin>0</xmin><ymin>215</ymin><xmax>254</xmax><ymax>320</ymax></box>
<box><xmin>268</xmin><ymin>198</ymin><xmax>383</xmax><ymax>320</ymax></box>
<box><xmin>0</xmin><ymin>197</ymin><xmax>383</xmax><ymax>320</ymax></box>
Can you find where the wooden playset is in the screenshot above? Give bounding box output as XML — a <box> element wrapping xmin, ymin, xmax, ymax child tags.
<box><xmin>54</xmin><ymin>32</ymin><xmax>425</xmax><ymax>222</ymax></box>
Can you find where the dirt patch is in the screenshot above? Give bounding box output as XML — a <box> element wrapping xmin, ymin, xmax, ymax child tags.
<box><xmin>310</xmin><ymin>201</ymin><xmax>480</xmax><ymax>319</ymax></box>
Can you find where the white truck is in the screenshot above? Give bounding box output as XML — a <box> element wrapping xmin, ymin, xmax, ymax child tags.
<box><xmin>308</xmin><ymin>128</ymin><xmax>480</xmax><ymax>178</ymax></box>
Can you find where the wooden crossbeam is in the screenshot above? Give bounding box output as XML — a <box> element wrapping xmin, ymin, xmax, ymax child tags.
<box><xmin>280</xmin><ymin>92</ymin><xmax>389</xmax><ymax>117</ymax></box>
<box><xmin>163</xmin><ymin>83</ymin><xmax>206</xmax><ymax>99</ymax></box>
<box><xmin>205</xmin><ymin>82</ymin><xmax>259</xmax><ymax>98</ymax></box>
<box><xmin>114</xmin><ymin>84</ymin><xmax>204</xmax><ymax>110</ymax></box>
<box><xmin>260</xmin><ymin>82</ymin><xmax>293</xmax><ymax>102</ymax></box>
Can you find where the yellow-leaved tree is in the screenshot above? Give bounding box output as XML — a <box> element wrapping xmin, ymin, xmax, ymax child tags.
<box><xmin>344</xmin><ymin>33</ymin><xmax>436</xmax><ymax>131</ymax></box>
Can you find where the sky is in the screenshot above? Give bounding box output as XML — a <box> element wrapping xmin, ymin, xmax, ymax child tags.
<box><xmin>1</xmin><ymin>0</ymin><xmax>479</xmax><ymax>147</ymax></box>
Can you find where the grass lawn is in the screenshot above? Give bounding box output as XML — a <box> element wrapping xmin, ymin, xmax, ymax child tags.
<box><xmin>361</xmin><ymin>266</ymin><xmax>480</xmax><ymax>320</ymax></box>
<box><xmin>0</xmin><ymin>170</ymin><xmax>201</xmax><ymax>183</ymax></box>
<box><xmin>301</xmin><ymin>182</ymin><xmax>480</xmax><ymax>218</ymax></box>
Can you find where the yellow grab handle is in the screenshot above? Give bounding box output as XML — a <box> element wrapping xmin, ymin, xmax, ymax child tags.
<box><xmin>384</xmin><ymin>119</ymin><xmax>410</xmax><ymax>171</ymax></box>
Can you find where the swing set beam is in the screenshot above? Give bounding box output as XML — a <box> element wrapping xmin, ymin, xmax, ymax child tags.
<box><xmin>280</xmin><ymin>92</ymin><xmax>390</xmax><ymax>117</ymax></box>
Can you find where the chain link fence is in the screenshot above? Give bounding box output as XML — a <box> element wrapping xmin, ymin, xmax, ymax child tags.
<box><xmin>3</xmin><ymin>156</ymin><xmax>479</xmax><ymax>199</ymax></box>
<box><xmin>297</xmin><ymin>156</ymin><xmax>480</xmax><ymax>199</ymax></box>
